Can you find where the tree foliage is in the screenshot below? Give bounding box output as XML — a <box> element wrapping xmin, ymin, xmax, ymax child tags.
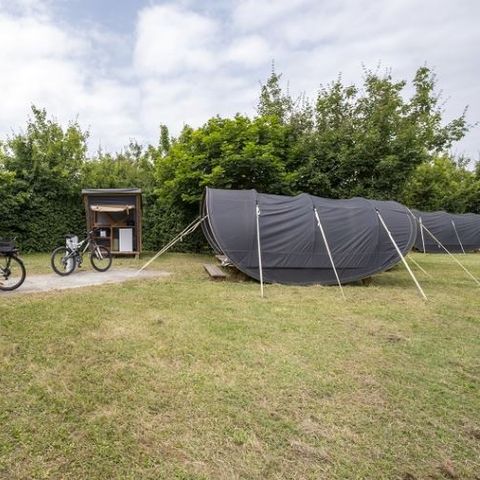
<box><xmin>156</xmin><ymin>115</ymin><xmax>290</xmax><ymax>207</ymax></box>
<box><xmin>0</xmin><ymin>65</ymin><xmax>478</xmax><ymax>253</ymax></box>
<box><xmin>0</xmin><ymin>107</ymin><xmax>88</xmax><ymax>250</ymax></box>
<box><xmin>82</xmin><ymin>141</ymin><xmax>156</xmax><ymax>190</ymax></box>
<box><xmin>292</xmin><ymin>67</ymin><xmax>469</xmax><ymax>199</ymax></box>
<box><xmin>402</xmin><ymin>156</ymin><xmax>480</xmax><ymax>213</ymax></box>
<box><xmin>157</xmin><ymin>66</ymin><xmax>473</xmax><ymax>209</ymax></box>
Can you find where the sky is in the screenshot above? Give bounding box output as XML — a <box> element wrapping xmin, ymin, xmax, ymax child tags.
<box><xmin>0</xmin><ymin>0</ymin><xmax>478</xmax><ymax>160</ymax></box>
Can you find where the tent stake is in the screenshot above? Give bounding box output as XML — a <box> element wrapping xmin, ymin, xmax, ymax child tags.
<box><xmin>451</xmin><ymin>220</ymin><xmax>466</xmax><ymax>255</ymax></box>
<box><xmin>256</xmin><ymin>203</ymin><xmax>264</xmax><ymax>298</ymax></box>
<box><xmin>376</xmin><ymin>210</ymin><xmax>427</xmax><ymax>300</ymax></box>
<box><xmin>135</xmin><ymin>216</ymin><xmax>207</xmax><ymax>275</ymax></box>
<box><xmin>314</xmin><ymin>208</ymin><xmax>346</xmax><ymax>300</ymax></box>
<box><xmin>421</xmin><ymin>223</ymin><xmax>480</xmax><ymax>286</ymax></box>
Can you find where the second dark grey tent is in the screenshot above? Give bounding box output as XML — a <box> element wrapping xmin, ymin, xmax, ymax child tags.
<box><xmin>202</xmin><ymin>188</ymin><xmax>417</xmax><ymax>285</ymax></box>
<box><xmin>412</xmin><ymin>210</ymin><xmax>480</xmax><ymax>253</ymax></box>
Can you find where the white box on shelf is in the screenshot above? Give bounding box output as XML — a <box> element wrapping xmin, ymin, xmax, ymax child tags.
<box><xmin>119</xmin><ymin>228</ymin><xmax>133</xmax><ymax>252</ymax></box>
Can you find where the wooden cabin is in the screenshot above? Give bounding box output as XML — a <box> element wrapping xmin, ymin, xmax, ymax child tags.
<box><xmin>82</xmin><ymin>188</ymin><xmax>142</xmax><ymax>257</ymax></box>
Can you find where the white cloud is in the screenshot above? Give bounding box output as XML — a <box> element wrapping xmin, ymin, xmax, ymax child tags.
<box><xmin>131</xmin><ymin>4</ymin><xmax>270</xmax><ymax>140</ymax></box>
<box><xmin>0</xmin><ymin>6</ymin><xmax>140</xmax><ymax>152</ymax></box>
<box><xmin>134</xmin><ymin>4</ymin><xmax>219</xmax><ymax>76</ymax></box>
<box><xmin>228</xmin><ymin>0</ymin><xmax>480</xmax><ymax>158</ymax></box>
<box><xmin>0</xmin><ymin>0</ymin><xmax>478</xmax><ymax>159</ymax></box>
<box><xmin>0</xmin><ymin>15</ymin><xmax>84</xmax><ymax>64</ymax></box>
<box><xmin>225</xmin><ymin>35</ymin><xmax>271</xmax><ymax>67</ymax></box>
<box><xmin>232</xmin><ymin>0</ymin><xmax>311</xmax><ymax>31</ymax></box>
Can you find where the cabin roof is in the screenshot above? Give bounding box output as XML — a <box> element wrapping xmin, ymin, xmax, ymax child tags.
<box><xmin>81</xmin><ymin>188</ymin><xmax>142</xmax><ymax>195</ymax></box>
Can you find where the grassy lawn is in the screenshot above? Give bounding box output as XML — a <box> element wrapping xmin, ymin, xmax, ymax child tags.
<box><xmin>1</xmin><ymin>252</ymin><xmax>479</xmax><ymax>479</ymax></box>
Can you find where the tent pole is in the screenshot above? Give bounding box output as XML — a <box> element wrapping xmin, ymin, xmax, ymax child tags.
<box><xmin>451</xmin><ymin>220</ymin><xmax>466</xmax><ymax>255</ymax></box>
<box><xmin>419</xmin><ymin>217</ymin><xmax>426</xmax><ymax>254</ymax></box>
<box><xmin>314</xmin><ymin>208</ymin><xmax>346</xmax><ymax>300</ymax></box>
<box><xmin>376</xmin><ymin>210</ymin><xmax>427</xmax><ymax>300</ymax></box>
<box><xmin>256</xmin><ymin>203</ymin><xmax>264</xmax><ymax>298</ymax></box>
<box><xmin>421</xmin><ymin>223</ymin><xmax>480</xmax><ymax>286</ymax></box>
<box><xmin>135</xmin><ymin>216</ymin><xmax>207</xmax><ymax>275</ymax></box>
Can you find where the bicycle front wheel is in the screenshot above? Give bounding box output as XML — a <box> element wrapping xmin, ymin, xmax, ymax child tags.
<box><xmin>51</xmin><ymin>246</ymin><xmax>76</xmax><ymax>276</ymax></box>
<box><xmin>90</xmin><ymin>245</ymin><xmax>112</xmax><ymax>272</ymax></box>
<box><xmin>0</xmin><ymin>255</ymin><xmax>26</xmax><ymax>291</ymax></box>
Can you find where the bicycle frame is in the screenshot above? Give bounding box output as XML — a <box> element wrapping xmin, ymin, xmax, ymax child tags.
<box><xmin>0</xmin><ymin>255</ymin><xmax>12</xmax><ymax>275</ymax></box>
<box><xmin>0</xmin><ymin>248</ymin><xmax>25</xmax><ymax>290</ymax></box>
<box><xmin>67</xmin><ymin>232</ymin><xmax>105</xmax><ymax>260</ymax></box>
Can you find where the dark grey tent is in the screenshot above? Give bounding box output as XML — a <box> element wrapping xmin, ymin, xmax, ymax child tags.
<box><xmin>202</xmin><ymin>188</ymin><xmax>417</xmax><ymax>285</ymax></box>
<box><xmin>412</xmin><ymin>210</ymin><xmax>480</xmax><ymax>253</ymax></box>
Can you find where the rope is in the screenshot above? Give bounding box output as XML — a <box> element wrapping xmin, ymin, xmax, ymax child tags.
<box><xmin>451</xmin><ymin>220</ymin><xmax>466</xmax><ymax>255</ymax></box>
<box><xmin>314</xmin><ymin>208</ymin><xmax>346</xmax><ymax>300</ymax></box>
<box><xmin>376</xmin><ymin>210</ymin><xmax>427</xmax><ymax>300</ymax></box>
<box><xmin>256</xmin><ymin>204</ymin><xmax>264</xmax><ymax>298</ymax></box>
<box><xmin>419</xmin><ymin>217</ymin><xmax>426</xmax><ymax>253</ymax></box>
<box><xmin>421</xmin><ymin>223</ymin><xmax>480</xmax><ymax>286</ymax></box>
<box><xmin>135</xmin><ymin>216</ymin><xmax>207</xmax><ymax>275</ymax></box>
<box><xmin>407</xmin><ymin>255</ymin><xmax>432</xmax><ymax>278</ymax></box>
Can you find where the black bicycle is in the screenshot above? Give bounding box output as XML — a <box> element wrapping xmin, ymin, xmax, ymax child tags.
<box><xmin>51</xmin><ymin>230</ymin><xmax>112</xmax><ymax>276</ymax></box>
<box><xmin>0</xmin><ymin>239</ymin><xmax>26</xmax><ymax>291</ymax></box>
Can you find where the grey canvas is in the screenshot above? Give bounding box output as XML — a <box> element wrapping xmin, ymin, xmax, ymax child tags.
<box><xmin>202</xmin><ymin>188</ymin><xmax>417</xmax><ymax>285</ymax></box>
<box><xmin>412</xmin><ymin>210</ymin><xmax>480</xmax><ymax>253</ymax></box>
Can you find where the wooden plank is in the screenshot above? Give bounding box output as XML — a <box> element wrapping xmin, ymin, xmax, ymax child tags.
<box><xmin>203</xmin><ymin>263</ymin><xmax>227</xmax><ymax>280</ymax></box>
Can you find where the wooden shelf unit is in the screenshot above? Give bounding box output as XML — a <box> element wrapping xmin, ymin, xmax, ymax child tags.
<box><xmin>82</xmin><ymin>188</ymin><xmax>143</xmax><ymax>257</ymax></box>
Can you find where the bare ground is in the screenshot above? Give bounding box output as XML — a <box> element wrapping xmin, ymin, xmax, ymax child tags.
<box><xmin>2</xmin><ymin>268</ymin><xmax>170</xmax><ymax>295</ymax></box>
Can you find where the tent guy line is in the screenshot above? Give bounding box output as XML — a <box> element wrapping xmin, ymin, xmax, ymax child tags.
<box><xmin>256</xmin><ymin>203</ymin><xmax>265</xmax><ymax>299</ymax></box>
<box><xmin>420</xmin><ymin>223</ymin><xmax>480</xmax><ymax>287</ymax></box>
<box><xmin>451</xmin><ymin>219</ymin><xmax>466</xmax><ymax>255</ymax></box>
<box><xmin>135</xmin><ymin>216</ymin><xmax>207</xmax><ymax>275</ymax></box>
<box><xmin>314</xmin><ymin>208</ymin><xmax>346</xmax><ymax>300</ymax></box>
<box><xmin>376</xmin><ymin>210</ymin><xmax>427</xmax><ymax>300</ymax></box>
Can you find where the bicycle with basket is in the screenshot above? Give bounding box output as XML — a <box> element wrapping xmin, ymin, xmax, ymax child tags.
<box><xmin>51</xmin><ymin>229</ymin><xmax>112</xmax><ymax>276</ymax></box>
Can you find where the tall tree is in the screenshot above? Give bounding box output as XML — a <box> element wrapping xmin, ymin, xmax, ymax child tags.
<box><xmin>293</xmin><ymin>67</ymin><xmax>469</xmax><ymax>200</ymax></box>
<box><xmin>156</xmin><ymin>114</ymin><xmax>290</xmax><ymax>208</ymax></box>
<box><xmin>257</xmin><ymin>67</ymin><xmax>293</xmax><ymax>122</ymax></box>
<box><xmin>82</xmin><ymin>141</ymin><xmax>156</xmax><ymax>190</ymax></box>
<box><xmin>0</xmin><ymin>106</ymin><xmax>88</xmax><ymax>250</ymax></box>
<box><xmin>402</xmin><ymin>156</ymin><xmax>480</xmax><ymax>213</ymax></box>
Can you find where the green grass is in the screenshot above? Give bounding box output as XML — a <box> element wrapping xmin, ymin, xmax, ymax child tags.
<box><xmin>1</xmin><ymin>252</ymin><xmax>479</xmax><ymax>479</ymax></box>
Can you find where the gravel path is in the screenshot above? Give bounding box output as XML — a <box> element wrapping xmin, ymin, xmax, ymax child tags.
<box><xmin>2</xmin><ymin>268</ymin><xmax>169</xmax><ymax>295</ymax></box>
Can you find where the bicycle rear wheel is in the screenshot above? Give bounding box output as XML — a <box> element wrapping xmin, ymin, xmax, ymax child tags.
<box><xmin>51</xmin><ymin>246</ymin><xmax>76</xmax><ymax>276</ymax></box>
<box><xmin>90</xmin><ymin>245</ymin><xmax>112</xmax><ymax>272</ymax></box>
<box><xmin>0</xmin><ymin>255</ymin><xmax>26</xmax><ymax>291</ymax></box>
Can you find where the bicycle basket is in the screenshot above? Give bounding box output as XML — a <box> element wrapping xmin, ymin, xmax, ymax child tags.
<box><xmin>65</xmin><ymin>235</ymin><xmax>78</xmax><ymax>250</ymax></box>
<box><xmin>0</xmin><ymin>239</ymin><xmax>16</xmax><ymax>253</ymax></box>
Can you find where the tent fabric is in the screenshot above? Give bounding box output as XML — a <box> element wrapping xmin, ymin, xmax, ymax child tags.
<box><xmin>90</xmin><ymin>204</ymin><xmax>135</xmax><ymax>213</ymax></box>
<box><xmin>202</xmin><ymin>188</ymin><xmax>417</xmax><ymax>285</ymax></box>
<box><xmin>412</xmin><ymin>210</ymin><xmax>480</xmax><ymax>253</ymax></box>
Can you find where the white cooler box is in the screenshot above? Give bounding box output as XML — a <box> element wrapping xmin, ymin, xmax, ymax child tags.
<box><xmin>118</xmin><ymin>228</ymin><xmax>133</xmax><ymax>252</ymax></box>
